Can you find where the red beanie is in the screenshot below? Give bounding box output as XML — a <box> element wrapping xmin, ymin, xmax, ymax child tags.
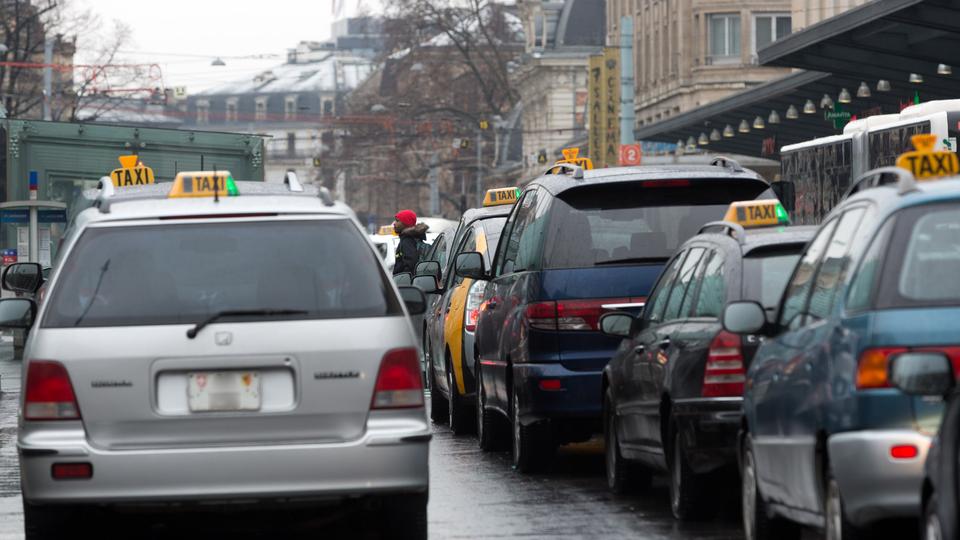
<box><xmin>395</xmin><ymin>209</ymin><xmax>417</xmax><ymax>228</ymax></box>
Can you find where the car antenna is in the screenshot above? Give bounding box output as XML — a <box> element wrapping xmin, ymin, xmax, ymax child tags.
<box><xmin>200</xmin><ymin>155</ymin><xmax>205</xmax><ymax>171</ymax></box>
<box><xmin>213</xmin><ymin>163</ymin><xmax>220</xmax><ymax>203</ymax></box>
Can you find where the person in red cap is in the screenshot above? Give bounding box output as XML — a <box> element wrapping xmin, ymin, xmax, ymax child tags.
<box><xmin>392</xmin><ymin>209</ymin><xmax>429</xmax><ymax>275</ymax></box>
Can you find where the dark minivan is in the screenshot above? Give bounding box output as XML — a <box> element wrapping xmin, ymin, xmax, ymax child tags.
<box><xmin>456</xmin><ymin>159</ymin><xmax>780</xmax><ymax>472</ymax></box>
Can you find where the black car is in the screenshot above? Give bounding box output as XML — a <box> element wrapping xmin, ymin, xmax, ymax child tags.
<box><xmin>599</xmin><ymin>201</ymin><xmax>814</xmax><ymax>520</ymax></box>
<box><xmin>457</xmin><ymin>158</ymin><xmax>781</xmax><ymax>473</ymax></box>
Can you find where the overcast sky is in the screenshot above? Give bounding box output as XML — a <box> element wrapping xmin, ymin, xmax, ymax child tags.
<box><xmin>78</xmin><ymin>0</ymin><xmax>384</xmax><ymax>94</ymax></box>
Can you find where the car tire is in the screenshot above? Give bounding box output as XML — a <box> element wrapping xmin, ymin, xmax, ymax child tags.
<box><xmin>924</xmin><ymin>494</ymin><xmax>944</xmax><ymax>540</ymax></box>
<box><xmin>380</xmin><ymin>492</ymin><xmax>427</xmax><ymax>540</ymax></box>
<box><xmin>23</xmin><ymin>500</ymin><xmax>81</xmax><ymax>540</ymax></box>
<box><xmin>604</xmin><ymin>389</ymin><xmax>650</xmax><ymax>494</ymax></box>
<box><xmin>476</xmin><ymin>358</ymin><xmax>506</xmax><ymax>451</ymax></box>
<box><xmin>511</xmin><ymin>384</ymin><xmax>555</xmax><ymax>473</ymax></box>
<box><xmin>669</xmin><ymin>427</ymin><xmax>710</xmax><ymax>520</ymax></box>
<box><xmin>826</xmin><ymin>469</ymin><xmax>866</xmax><ymax>540</ymax></box>
<box><xmin>429</xmin><ymin>361</ymin><xmax>448</xmax><ymax>425</ymax></box>
<box><xmin>447</xmin><ymin>360</ymin><xmax>473</xmax><ymax>435</ymax></box>
<box><xmin>741</xmin><ymin>437</ymin><xmax>801</xmax><ymax>540</ymax></box>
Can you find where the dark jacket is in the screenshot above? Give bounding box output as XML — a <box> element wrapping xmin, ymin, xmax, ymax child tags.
<box><xmin>393</xmin><ymin>223</ymin><xmax>429</xmax><ymax>275</ymax></box>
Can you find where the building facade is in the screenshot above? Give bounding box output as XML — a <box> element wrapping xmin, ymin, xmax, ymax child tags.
<box><xmin>790</xmin><ymin>0</ymin><xmax>872</xmax><ymax>30</ymax></box>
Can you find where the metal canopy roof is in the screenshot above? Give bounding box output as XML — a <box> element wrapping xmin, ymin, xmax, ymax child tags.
<box><xmin>635</xmin><ymin>0</ymin><xmax>960</xmax><ymax>158</ymax></box>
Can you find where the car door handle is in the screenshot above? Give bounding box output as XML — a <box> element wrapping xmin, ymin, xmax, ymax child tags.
<box><xmin>659</xmin><ymin>337</ymin><xmax>671</xmax><ymax>349</ymax></box>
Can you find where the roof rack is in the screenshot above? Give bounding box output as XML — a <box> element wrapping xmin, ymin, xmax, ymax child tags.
<box><xmin>318</xmin><ymin>186</ymin><xmax>335</xmax><ymax>206</ymax></box>
<box><xmin>95</xmin><ymin>176</ymin><xmax>115</xmax><ymax>214</ymax></box>
<box><xmin>284</xmin><ymin>171</ymin><xmax>304</xmax><ymax>192</ymax></box>
<box><xmin>697</xmin><ymin>220</ymin><xmax>746</xmax><ymax>244</ymax></box>
<box><xmin>711</xmin><ymin>156</ymin><xmax>744</xmax><ymax>173</ymax></box>
<box><xmin>547</xmin><ymin>163</ymin><xmax>584</xmax><ymax>180</ymax></box>
<box><xmin>844</xmin><ymin>167</ymin><xmax>916</xmax><ymax>199</ymax></box>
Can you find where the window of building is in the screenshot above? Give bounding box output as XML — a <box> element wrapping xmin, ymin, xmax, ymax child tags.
<box><xmin>533</xmin><ymin>13</ymin><xmax>544</xmax><ymax>48</ymax></box>
<box><xmin>285</xmin><ymin>96</ymin><xmax>298</xmax><ymax>121</ymax></box>
<box><xmin>287</xmin><ymin>132</ymin><xmax>296</xmax><ymax>157</ymax></box>
<box><xmin>323</xmin><ymin>100</ymin><xmax>334</xmax><ymax>116</ymax></box>
<box><xmin>225</xmin><ymin>98</ymin><xmax>238</xmax><ymax>122</ymax></box>
<box><xmin>708</xmin><ymin>13</ymin><xmax>741</xmax><ymax>62</ymax></box>
<box><xmin>754</xmin><ymin>14</ymin><xmax>791</xmax><ymax>54</ymax></box>
<box><xmin>255</xmin><ymin>97</ymin><xmax>268</xmax><ymax>121</ymax></box>
<box><xmin>196</xmin><ymin>100</ymin><xmax>210</xmax><ymax>124</ymax></box>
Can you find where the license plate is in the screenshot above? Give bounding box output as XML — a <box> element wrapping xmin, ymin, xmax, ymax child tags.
<box><xmin>187</xmin><ymin>371</ymin><xmax>261</xmax><ymax>412</ymax></box>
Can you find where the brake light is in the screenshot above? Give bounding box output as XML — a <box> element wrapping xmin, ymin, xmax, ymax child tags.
<box><xmin>856</xmin><ymin>348</ymin><xmax>906</xmax><ymax>389</ymax></box>
<box><xmin>642</xmin><ymin>179</ymin><xmax>691</xmax><ymax>188</ymax></box>
<box><xmin>525</xmin><ymin>301</ymin><xmax>558</xmax><ymax>330</ymax></box>
<box><xmin>52</xmin><ymin>462</ymin><xmax>93</xmax><ymax>480</ymax></box>
<box><xmin>524</xmin><ymin>297</ymin><xmax>643</xmax><ymax>332</ymax></box>
<box><xmin>890</xmin><ymin>445</ymin><xmax>919</xmax><ymax>460</ymax></box>
<box><xmin>371</xmin><ymin>348</ymin><xmax>423</xmax><ymax>409</ymax></box>
<box><xmin>464</xmin><ymin>281</ymin><xmax>487</xmax><ymax>332</ymax></box>
<box><xmin>702</xmin><ymin>331</ymin><xmax>746</xmax><ymax>397</ymax></box>
<box><xmin>24</xmin><ymin>361</ymin><xmax>80</xmax><ymax>420</ymax></box>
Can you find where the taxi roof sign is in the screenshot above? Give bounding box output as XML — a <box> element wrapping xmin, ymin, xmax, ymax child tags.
<box><xmin>483</xmin><ymin>187</ymin><xmax>521</xmax><ymax>207</ymax></box>
<box><xmin>169</xmin><ymin>171</ymin><xmax>238</xmax><ymax>199</ymax></box>
<box><xmin>722</xmin><ymin>200</ymin><xmax>790</xmax><ymax>229</ymax></box>
<box><xmin>110</xmin><ymin>155</ymin><xmax>155</xmax><ymax>187</ymax></box>
<box><xmin>378</xmin><ymin>225</ymin><xmax>398</xmax><ymax>236</ymax></box>
<box><xmin>551</xmin><ymin>147</ymin><xmax>593</xmax><ymax>171</ymax></box>
<box><xmin>895</xmin><ymin>133</ymin><xmax>959</xmax><ymax>180</ymax></box>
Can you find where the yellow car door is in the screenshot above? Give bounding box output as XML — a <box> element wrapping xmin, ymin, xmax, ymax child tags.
<box><xmin>443</xmin><ymin>228</ymin><xmax>487</xmax><ymax>396</ymax></box>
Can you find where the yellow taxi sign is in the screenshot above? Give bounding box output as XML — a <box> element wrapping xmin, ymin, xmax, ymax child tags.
<box><xmin>722</xmin><ymin>200</ymin><xmax>790</xmax><ymax>228</ymax></box>
<box><xmin>552</xmin><ymin>147</ymin><xmax>593</xmax><ymax>170</ymax></box>
<box><xmin>895</xmin><ymin>133</ymin><xmax>960</xmax><ymax>180</ymax></box>
<box><xmin>110</xmin><ymin>155</ymin><xmax>155</xmax><ymax>187</ymax></box>
<box><xmin>378</xmin><ymin>225</ymin><xmax>398</xmax><ymax>236</ymax></box>
<box><xmin>483</xmin><ymin>187</ymin><xmax>521</xmax><ymax>207</ymax></box>
<box><xmin>168</xmin><ymin>171</ymin><xmax>239</xmax><ymax>198</ymax></box>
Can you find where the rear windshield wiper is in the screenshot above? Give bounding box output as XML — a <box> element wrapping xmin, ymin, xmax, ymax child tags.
<box><xmin>594</xmin><ymin>257</ymin><xmax>669</xmax><ymax>266</ymax></box>
<box><xmin>187</xmin><ymin>309</ymin><xmax>308</xmax><ymax>339</ymax></box>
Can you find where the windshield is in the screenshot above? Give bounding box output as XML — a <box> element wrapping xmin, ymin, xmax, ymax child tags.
<box><xmin>744</xmin><ymin>250</ymin><xmax>803</xmax><ymax>310</ymax></box>
<box><xmin>542</xmin><ymin>180</ymin><xmax>772</xmax><ymax>269</ymax></box>
<box><xmin>43</xmin><ymin>220</ymin><xmax>401</xmax><ymax>328</ymax></box>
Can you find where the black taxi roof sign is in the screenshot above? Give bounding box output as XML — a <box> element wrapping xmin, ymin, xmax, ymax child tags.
<box><xmin>722</xmin><ymin>200</ymin><xmax>791</xmax><ymax>229</ymax></box>
<box><xmin>896</xmin><ymin>133</ymin><xmax>960</xmax><ymax>180</ymax></box>
<box><xmin>483</xmin><ymin>187</ymin><xmax>521</xmax><ymax>207</ymax></box>
<box><xmin>110</xmin><ymin>155</ymin><xmax>155</xmax><ymax>187</ymax></box>
<box><xmin>169</xmin><ymin>171</ymin><xmax>239</xmax><ymax>199</ymax></box>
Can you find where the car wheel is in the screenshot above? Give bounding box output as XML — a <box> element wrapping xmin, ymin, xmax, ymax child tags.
<box><xmin>511</xmin><ymin>383</ymin><xmax>555</xmax><ymax>473</ymax></box>
<box><xmin>447</xmin><ymin>360</ymin><xmax>473</xmax><ymax>435</ymax></box>
<box><xmin>380</xmin><ymin>492</ymin><xmax>427</xmax><ymax>540</ymax></box>
<box><xmin>925</xmin><ymin>494</ymin><xmax>944</xmax><ymax>540</ymax></box>
<box><xmin>23</xmin><ymin>500</ymin><xmax>82</xmax><ymax>540</ymax></box>
<box><xmin>476</xmin><ymin>358</ymin><xmax>506</xmax><ymax>451</ymax></box>
<box><xmin>428</xmin><ymin>360</ymin><xmax>447</xmax><ymax>424</ymax></box>
<box><xmin>826</xmin><ymin>470</ymin><xmax>866</xmax><ymax>540</ymax></box>
<box><xmin>669</xmin><ymin>427</ymin><xmax>709</xmax><ymax>520</ymax></box>
<box><xmin>604</xmin><ymin>389</ymin><xmax>650</xmax><ymax>494</ymax></box>
<box><xmin>741</xmin><ymin>437</ymin><xmax>801</xmax><ymax>540</ymax></box>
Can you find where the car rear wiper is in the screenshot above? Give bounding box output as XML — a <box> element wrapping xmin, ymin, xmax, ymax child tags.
<box><xmin>186</xmin><ymin>309</ymin><xmax>308</xmax><ymax>339</ymax></box>
<box><xmin>594</xmin><ymin>257</ymin><xmax>669</xmax><ymax>266</ymax></box>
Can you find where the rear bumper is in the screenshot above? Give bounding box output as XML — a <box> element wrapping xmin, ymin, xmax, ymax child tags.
<box><xmin>514</xmin><ymin>363</ymin><xmax>601</xmax><ymax>424</ymax></box>
<box><xmin>19</xmin><ymin>415</ymin><xmax>430</xmax><ymax>505</ymax></box>
<box><xmin>828</xmin><ymin>429</ymin><xmax>930</xmax><ymax>526</ymax></box>
<box><xmin>672</xmin><ymin>397</ymin><xmax>741</xmax><ymax>475</ymax></box>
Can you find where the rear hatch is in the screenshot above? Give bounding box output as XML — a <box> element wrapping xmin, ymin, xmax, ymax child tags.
<box><xmin>538</xmin><ymin>177</ymin><xmax>773</xmax><ymax>372</ymax></box>
<box><xmin>34</xmin><ymin>217</ymin><xmax>407</xmax><ymax>450</ymax></box>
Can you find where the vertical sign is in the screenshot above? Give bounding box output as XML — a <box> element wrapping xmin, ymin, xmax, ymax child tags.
<box><xmin>603</xmin><ymin>47</ymin><xmax>621</xmax><ymax>168</ymax></box>
<box><xmin>588</xmin><ymin>55</ymin><xmax>606</xmax><ymax>169</ymax></box>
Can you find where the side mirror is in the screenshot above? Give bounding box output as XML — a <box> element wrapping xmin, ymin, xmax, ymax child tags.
<box><xmin>890</xmin><ymin>352</ymin><xmax>954</xmax><ymax>396</ymax></box>
<box><xmin>393</xmin><ymin>272</ymin><xmax>413</xmax><ymax>286</ymax></box>
<box><xmin>771</xmin><ymin>181</ymin><xmax>795</xmax><ymax>215</ymax></box>
<box><xmin>412</xmin><ymin>275</ymin><xmax>441</xmax><ymax>294</ymax></box>
<box><xmin>0</xmin><ymin>298</ymin><xmax>36</xmax><ymax>329</ymax></box>
<box><xmin>3</xmin><ymin>262</ymin><xmax>44</xmax><ymax>294</ymax></box>
<box><xmin>455</xmin><ymin>252</ymin><xmax>486</xmax><ymax>281</ymax></box>
<box><xmin>415</xmin><ymin>261</ymin><xmax>441</xmax><ymax>280</ymax></box>
<box><xmin>398</xmin><ymin>286</ymin><xmax>427</xmax><ymax>316</ymax></box>
<box><xmin>599</xmin><ymin>312</ymin><xmax>635</xmax><ymax>339</ymax></box>
<box><xmin>723</xmin><ymin>301</ymin><xmax>767</xmax><ymax>335</ymax></box>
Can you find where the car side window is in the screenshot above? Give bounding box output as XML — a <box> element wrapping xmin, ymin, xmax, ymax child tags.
<box><xmin>662</xmin><ymin>247</ymin><xmax>705</xmax><ymax>322</ymax></box>
<box><xmin>807</xmin><ymin>207</ymin><xmax>865</xmax><ymax>321</ymax></box>
<box><xmin>846</xmin><ymin>217</ymin><xmax>894</xmax><ymax>313</ymax></box>
<box><xmin>449</xmin><ymin>227</ymin><xmax>477</xmax><ymax>288</ymax></box>
<box><xmin>680</xmin><ymin>249</ymin><xmax>713</xmax><ymax>317</ymax></box>
<box><xmin>498</xmin><ymin>189</ymin><xmax>541</xmax><ymax>275</ymax></box>
<box><xmin>645</xmin><ymin>251</ymin><xmax>688</xmax><ymax>326</ymax></box>
<box><xmin>779</xmin><ymin>218</ymin><xmax>839</xmax><ymax>330</ymax></box>
<box><xmin>694</xmin><ymin>250</ymin><xmax>726</xmax><ymax>318</ymax></box>
<box><xmin>431</xmin><ymin>234</ymin><xmax>447</xmax><ymax>276</ymax></box>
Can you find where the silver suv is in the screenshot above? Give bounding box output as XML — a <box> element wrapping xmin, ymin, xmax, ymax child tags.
<box><xmin>4</xmin><ymin>173</ymin><xmax>430</xmax><ymax>539</ymax></box>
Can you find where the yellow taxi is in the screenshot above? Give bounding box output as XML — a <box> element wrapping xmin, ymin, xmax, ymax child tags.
<box><xmin>421</xmin><ymin>187</ymin><xmax>518</xmax><ymax>433</ymax></box>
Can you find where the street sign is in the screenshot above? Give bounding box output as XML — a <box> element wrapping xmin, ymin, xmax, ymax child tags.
<box><xmin>173</xmin><ymin>86</ymin><xmax>188</xmax><ymax>100</ymax></box>
<box><xmin>896</xmin><ymin>133</ymin><xmax>960</xmax><ymax>180</ymax></box>
<box><xmin>619</xmin><ymin>144</ymin><xmax>642</xmax><ymax>166</ymax></box>
<box><xmin>0</xmin><ymin>209</ymin><xmax>66</xmax><ymax>224</ymax></box>
<box><xmin>1</xmin><ymin>249</ymin><xmax>16</xmax><ymax>265</ymax></box>
<box><xmin>110</xmin><ymin>155</ymin><xmax>155</xmax><ymax>187</ymax></box>
<box><xmin>313</xmin><ymin>157</ymin><xmax>322</xmax><ymax>167</ymax></box>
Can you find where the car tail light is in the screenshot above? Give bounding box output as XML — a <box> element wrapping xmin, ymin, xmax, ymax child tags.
<box><xmin>52</xmin><ymin>462</ymin><xmax>92</xmax><ymax>480</ymax></box>
<box><xmin>524</xmin><ymin>297</ymin><xmax>642</xmax><ymax>332</ymax></box>
<box><xmin>24</xmin><ymin>361</ymin><xmax>80</xmax><ymax>420</ymax></box>
<box><xmin>857</xmin><ymin>347</ymin><xmax>960</xmax><ymax>389</ymax></box>
<box><xmin>464</xmin><ymin>281</ymin><xmax>487</xmax><ymax>332</ymax></box>
<box><xmin>890</xmin><ymin>445</ymin><xmax>919</xmax><ymax>459</ymax></box>
<box><xmin>538</xmin><ymin>379</ymin><xmax>562</xmax><ymax>391</ymax></box>
<box><xmin>371</xmin><ymin>348</ymin><xmax>423</xmax><ymax>409</ymax></box>
<box><xmin>702</xmin><ymin>331</ymin><xmax>746</xmax><ymax>397</ymax></box>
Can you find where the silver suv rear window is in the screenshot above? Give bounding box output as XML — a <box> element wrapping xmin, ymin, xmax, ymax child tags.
<box><xmin>43</xmin><ymin>219</ymin><xmax>401</xmax><ymax>328</ymax></box>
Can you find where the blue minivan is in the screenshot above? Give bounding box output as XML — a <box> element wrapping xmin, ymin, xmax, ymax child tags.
<box><xmin>455</xmin><ymin>159</ymin><xmax>779</xmax><ymax>472</ymax></box>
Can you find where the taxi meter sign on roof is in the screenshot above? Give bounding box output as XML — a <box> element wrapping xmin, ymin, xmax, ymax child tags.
<box><xmin>722</xmin><ymin>200</ymin><xmax>790</xmax><ymax>229</ymax></box>
<box><xmin>484</xmin><ymin>187</ymin><xmax>521</xmax><ymax>207</ymax></box>
<box><xmin>110</xmin><ymin>155</ymin><xmax>155</xmax><ymax>187</ymax></box>
<box><xmin>553</xmin><ymin>148</ymin><xmax>593</xmax><ymax>170</ymax></box>
<box><xmin>896</xmin><ymin>133</ymin><xmax>960</xmax><ymax>180</ymax></box>
<box><xmin>168</xmin><ymin>171</ymin><xmax>238</xmax><ymax>199</ymax></box>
